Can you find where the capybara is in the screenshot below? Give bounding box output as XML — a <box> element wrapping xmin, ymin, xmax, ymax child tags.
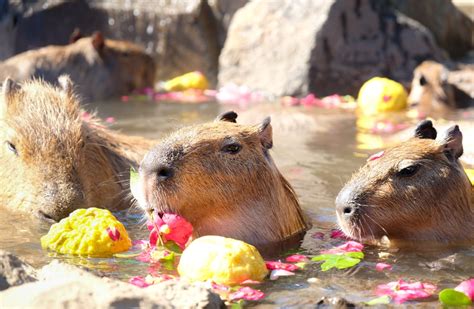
<box><xmin>132</xmin><ymin>111</ymin><xmax>309</xmax><ymax>256</ymax></box>
<box><xmin>336</xmin><ymin>120</ymin><xmax>473</xmax><ymax>246</ymax></box>
<box><xmin>0</xmin><ymin>77</ymin><xmax>155</xmax><ymax>222</ymax></box>
<box><xmin>408</xmin><ymin>60</ymin><xmax>473</xmax><ymax>116</ymax></box>
<box><xmin>0</xmin><ymin>32</ymin><xmax>155</xmax><ymax>100</ymax></box>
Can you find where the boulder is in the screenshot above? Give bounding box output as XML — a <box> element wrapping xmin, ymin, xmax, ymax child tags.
<box><xmin>4</xmin><ymin>0</ymin><xmax>220</xmax><ymax>86</ymax></box>
<box><xmin>218</xmin><ymin>0</ymin><xmax>447</xmax><ymax>97</ymax></box>
<box><xmin>393</xmin><ymin>0</ymin><xmax>473</xmax><ymax>58</ymax></box>
<box><xmin>0</xmin><ymin>250</ymin><xmax>37</xmax><ymax>291</ymax></box>
<box><xmin>208</xmin><ymin>0</ymin><xmax>249</xmax><ymax>48</ymax></box>
<box><xmin>0</xmin><ymin>261</ymin><xmax>224</xmax><ymax>308</ymax></box>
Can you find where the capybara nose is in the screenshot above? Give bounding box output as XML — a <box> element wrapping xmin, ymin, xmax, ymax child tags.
<box><xmin>335</xmin><ymin>184</ymin><xmax>357</xmax><ymax>217</ymax></box>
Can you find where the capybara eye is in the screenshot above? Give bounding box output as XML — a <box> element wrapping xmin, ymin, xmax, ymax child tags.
<box><xmin>419</xmin><ymin>75</ymin><xmax>428</xmax><ymax>86</ymax></box>
<box><xmin>221</xmin><ymin>143</ymin><xmax>242</xmax><ymax>154</ymax></box>
<box><xmin>397</xmin><ymin>164</ymin><xmax>420</xmax><ymax>177</ymax></box>
<box><xmin>6</xmin><ymin>141</ymin><xmax>18</xmax><ymax>156</ymax></box>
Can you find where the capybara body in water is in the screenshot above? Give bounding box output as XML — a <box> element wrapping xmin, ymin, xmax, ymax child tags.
<box><xmin>336</xmin><ymin>120</ymin><xmax>473</xmax><ymax>245</ymax></box>
<box><xmin>408</xmin><ymin>60</ymin><xmax>473</xmax><ymax>116</ymax></box>
<box><xmin>0</xmin><ymin>77</ymin><xmax>155</xmax><ymax>222</ymax></box>
<box><xmin>132</xmin><ymin>111</ymin><xmax>309</xmax><ymax>256</ymax></box>
<box><xmin>0</xmin><ymin>32</ymin><xmax>155</xmax><ymax>100</ymax></box>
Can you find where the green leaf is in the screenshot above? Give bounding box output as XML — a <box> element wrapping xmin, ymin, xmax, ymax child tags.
<box><xmin>130</xmin><ymin>166</ymin><xmax>139</xmax><ymax>188</ymax></box>
<box><xmin>439</xmin><ymin>289</ymin><xmax>472</xmax><ymax>306</ymax></box>
<box><xmin>164</xmin><ymin>240</ymin><xmax>183</xmax><ymax>254</ymax></box>
<box><xmin>230</xmin><ymin>300</ymin><xmax>244</xmax><ymax>309</ymax></box>
<box><xmin>312</xmin><ymin>252</ymin><xmax>363</xmax><ymax>271</ymax></box>
<box><xmin>150</xmin><ymin>248</ymin><xmax>175</xmax><ymax>263</ymax></box>
<box><xmin>365</xmin><ymin>295</ymin><xmax>391</xmax><ymax>306</ymax></box>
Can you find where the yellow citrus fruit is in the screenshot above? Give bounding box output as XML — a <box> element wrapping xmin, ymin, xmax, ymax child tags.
<box><xmin>177</xmin><ymin>236</ymin><xmax>268</xmax><ymax>285</ymax></box>
<box><xmin>465</xmin><ymin>169</ymin><xmax>474</xmax><ymax>186</ymax></box>
<box><xmin>163</xmin><ymin>71</ymin><xmax>209</xmax><ymax>91</ymax></box>
<box><xmin>358</xmin><ymin>77</ymin><xmax>408</xmax><ymax>115</ymax></box>
<box><xmin>41</xmin><ymin>208</ymin><xmax>131</xmax><ymax>257</ymax></box>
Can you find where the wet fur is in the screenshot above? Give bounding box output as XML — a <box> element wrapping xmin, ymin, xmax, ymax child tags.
<box><xmin>0</xmin><ymin>78</ymin><xmax>155</xmax><ymax>221</ymax></box>
<box><xmin>337</xmin><ymin>125</ymin><xmax>474</xmax><ymax>245</ymax></box>
<box><xmin>135</xmin><ymin>117</ymin><xmax>309</xmax><ymax>255</ymax></box>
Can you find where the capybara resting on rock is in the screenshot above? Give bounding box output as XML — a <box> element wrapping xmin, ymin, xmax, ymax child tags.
<box><xmin>132</xmin><ymin>111</ymin><xmax>309</xmax><ymax>256</ymax></box>
<box><xmin>0</xmin><ymin>77</ymin><xmax>155</xmax><ymax>222</ymax></box>
<box><xmin>407</xmin><ymin>60</ymin><xmax>474</xmax><ymax>116</ymax></box>
<box><xmin>0</xmin><ymin>32</ymin><xmax>155</xmax><ymax>100</ymax></box>
<box><xmin>336</xmin><ymin>120</ymin><xmax>473</xmax><ymax>246</ymax></box>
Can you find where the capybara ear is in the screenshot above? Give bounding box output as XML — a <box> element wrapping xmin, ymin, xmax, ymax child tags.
<box><xmin>92</xmin><ymin>31</ymin><xmax>105</xmax><ymax>51</ymax></box>
<box><xmin>69</xmin><ymin>28</ymin><xmax>82</xmax><ymax>44</ymax></box>
<box><xmin>258</xmin><ymin>117</ymin><xmax>273</xmax><ymax>149</ymax></box>
<box><xmin>58</xmin><ymin>75</ymin><xmax>74</xmax><ymax>97</ymax></box>
<box><xmin>1</xmin><ymin>78</ymin><xmax>20</xmax><ymax>116</ymax></box>
<box><xmin>441</xmin><ymin>125</ymin><xmax>463</xmax><ymax>160</ymax></box>
<box><xmin>215</xmin><ymin>111</ymin><xmax>238</xmax><ymax>123</ymax></box>
<box><xmin>414</xmin><ymin>120</ymin><xmax>437</xmax><ymax>140</ymax></box>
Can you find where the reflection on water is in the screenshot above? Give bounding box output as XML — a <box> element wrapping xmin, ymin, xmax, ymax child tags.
<box><xmin>0</xmin><ymin>98</ymin><xmax>472</xmax><ymax>306</ymax></box>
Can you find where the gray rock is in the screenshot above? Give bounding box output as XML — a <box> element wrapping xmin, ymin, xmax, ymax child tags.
<box><xmin>393</xmin><ymin>0</ymin><xmax>473</xmax><ymax>58</ymax></box>
<box><xmin>0</xmin><ymin>250</ymin><xmax>37</xmax><ymax>291</ymax></box>
<box><xmin>218</xmin><ymin>0</ymin><xmax>447</xmax><ymax>97</ymax></box>
<box><xmin>0</xmin><ymin>261</ymin><xmax>224</xmax><ymax>308</ymax></box>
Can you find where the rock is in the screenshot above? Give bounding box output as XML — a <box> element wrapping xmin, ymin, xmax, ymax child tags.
<box><xmin>0</xmin><ymin>250</ymin><xmax>37</xmax><ymax>291</ymax></box>
<box><xmin>393</xmin><ymin>0</ymin><xmax>473</xmax><ymax>58</ymax></box>
<box><xmin>0</xmin><ymin>261</ymin><xmax>224</xmax><ymax>308</ymax></box>
<box><xmin>219</xmin><ymin>0</ymin><xmax>446</xmax><ymax>97</ymax></box>
<box><xmin>208</xmin><ymin>0</ymin><xmax>248</xmax><ymax>48</ymax></box>
<box><xmin>5</xmin><ymin>0</ymin><xmax>220</xmax><ymax>87</ymax></box>
<box><xmin>316</xmin><ymin>296</ymin><xmax>356</xmax><ymax>308</ymax></box>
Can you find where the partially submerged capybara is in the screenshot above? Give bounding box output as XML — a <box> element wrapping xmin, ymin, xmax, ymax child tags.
<box><xmin>0</xmin><ymin>77</ymin><xmax>155</xmax><ymax>222</ymax></box>
<box><xmin>0</xmin><ymin>32</ymin><xmax>155</xmax><ymax>100</ymax></box>
<box><xmin>408</xmin><ymin>60</ymin><xmax>473</xmax><ymax>116</ymax></box>
<box><xmin>132</xmin><ymin>111</ymin><xmax>309</xmax><ymax>256</ymax></box>
<box><xmin>336</xmin><ymin>120</ymin><xmax>473</xmax><ymax>245</ymax></box>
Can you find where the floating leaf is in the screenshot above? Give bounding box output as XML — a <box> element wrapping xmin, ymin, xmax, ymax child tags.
<box><xmin>439</xmin><ymin>289</ymin><xmax>472</xmax><ymax>306</ymax></box>
<box><xmin>311</xmin><ymin>252</ymin><xmax>364</xmax><ymax>271</ymax></box>
<box><xmin>365</xmin><ymin>295</ymin><xmax>391</xmax><ymax>306</ymax></box>
<box><xmin>164</xmin><ymin>240</ymin><xmax>183</xmax><ymax>254</ymax></box>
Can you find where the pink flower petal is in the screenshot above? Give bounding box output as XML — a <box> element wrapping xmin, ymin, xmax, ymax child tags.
<box><xmin>129</xmin><ymin>276</ymin><xmax>150</xmax><ymax>288</ymax></box>
<box><xmin>240</xmin><ymin>279</ymin><xmax>261</xmax><ymax>285</ymax></box>
<box><xmin>270</xmin><ymin>269</ymin><xmax>295</xmax><ymax>280</ymax></box>
<box><xmin>383</xmin><ymin>95</ymin><xmax>392</xmax><ymax>102</ymax></box>
<box><xmin>285</xmin><ymin>254</ymin><xmax>309</xmax><ymax>263</ymax></box>
<box><xmin>229</xmin><ymin>287</ymin><xmax>265</xmax><ymax>301</ymax></box>
<box><xmin>455</xmin><ymin>279</ymin><xmax>474</xmax><ymax>300</ymax></box>
<box><xmin>106</xmin><ymin>227</ymin><xmax>121</xmax><ymax>241</ymax></box>
<box><xmin>105</xmin><ymin>117</ymin><xmax>115</xmax><ymax>123</ymax></box>
<box><xmin>330</xmin><ymin>229</ymin><xmax>350</xmax><ymax>239</ymax></box>
<box><xmin>321</xmin><ymin>241</ymin><xmax>364</xmax><ymax>254</ymax></box>
<box><xmin>148</xmin><ymin>213</ymin><xmax>193</xmax><ymax>249</ymax></box>
<box><xmin>265</xmin><ymin>261</ymin><xmax>299</xmax><ymax>271</ymax></box>
<box><xmin>375</xmin><ymin>263</ymin><xmax>392</xmax><ymax>272</ymax></box>
<box><xmin>311</xmin><ymin>232</ymin><xmax>325</xmax><ymax>240</ymax></box>
<box><xmin>376</xmin><ymin>279</ymin><xmax>437</xmax><ymax>304</ymax></box>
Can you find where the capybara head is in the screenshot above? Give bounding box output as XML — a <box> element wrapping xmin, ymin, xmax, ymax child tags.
<box><xmin>407</xmin><ymin>61</ymin><xmax>455</xmax><ymax>116</ymax></box>
<box><xmin>0</xmin><ymin>77</ymin><xmax>149</xmax><ymax>222</ymax></box>
<box><xmin>74</xmin><ymin>32</ymin><xmax>156</xmax><ymax>97</ymax></box>
<box><xmin>132</xmin><ymin>111</ymin><xmax>309</xmax><ymax>255</ymax></box>
<box><xmin>336</xmin><ymin>120</ymin><xmax>473</xmax><ymax>244</ymax></box>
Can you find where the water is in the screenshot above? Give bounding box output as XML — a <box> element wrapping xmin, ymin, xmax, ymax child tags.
<box><xmin>0</xmin><ymin>98</ymin><xmax>473</xmax><ymax>307</ymax></box>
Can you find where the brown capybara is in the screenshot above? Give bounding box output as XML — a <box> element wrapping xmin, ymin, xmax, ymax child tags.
<box><xmin>0</xmin><ymin>77</ymin><xmax>156</xmax><ymax>222</ymax></box>
<box><xmin>132</xmin><ymin>111</ymin><xmax>309</xmax><ymax>256</ymax></box>
<box><xmin>336</xmin><ymin>120</ymin><xmax>474</xmax><ymax>246</ymax></box>
<box><xmin>408</xmin><ymin>60</ymin><xmax>473</xmax><ymax>116</ymax></box>
<box><xmin>0</xmin><ymin>32</ymin><xmax>155</xmax><ymax>101</ymax></box>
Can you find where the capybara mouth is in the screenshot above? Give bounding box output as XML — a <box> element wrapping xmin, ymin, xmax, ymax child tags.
<box><xmin>337</xmin><ymin>211</ymin><xmax>386</xmax><ymax>242</ymax></box>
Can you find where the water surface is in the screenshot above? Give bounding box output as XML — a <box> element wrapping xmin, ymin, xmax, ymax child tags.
<box><xmin>1</xmin><ymin>98</ymin><xmax>472</xmax><ymax>307</ymax></box>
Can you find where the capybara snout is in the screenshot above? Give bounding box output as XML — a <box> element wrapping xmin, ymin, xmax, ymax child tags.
<box><xmin>336</xmin><ymin>120</ymin><xmax>473</xmax><ymax>244</ymax></box>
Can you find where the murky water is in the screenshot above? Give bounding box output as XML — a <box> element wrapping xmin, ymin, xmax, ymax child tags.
<box><xmin>1</xmin><ymin>98</ymin><xmax>473</xmax><ymax>307</ymax></box>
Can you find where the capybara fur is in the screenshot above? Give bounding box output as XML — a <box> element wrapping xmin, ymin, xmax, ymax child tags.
<box><xmin>132</xmin><ymin>111</ymin><xmax>309</xmax><ymax>256</ymax></box>
<box><xmin>0</xmin><ymin>77</ymin><xmax>155</xmax><ymax>222</ymax></box>
<box><xmin>0</xmin><ymin>32</ymin><xmax>155</xmax><ymax>100</ymax></box>
<box><xmin>408</xmin><ymin>60</ymin><xmax>473</xmax><ymax>116</ymax></box>
<box><xmin>336</xmin><ymin>120</ymin><xmax>473</xmax><ymax>245</ymax></box>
